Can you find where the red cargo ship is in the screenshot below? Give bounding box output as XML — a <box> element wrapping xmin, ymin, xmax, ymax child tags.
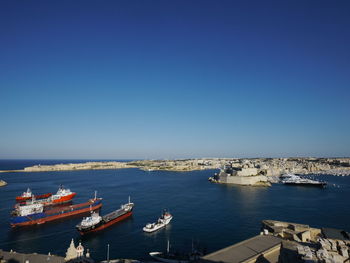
<box><xmin>76</xmin><ymin>197</ymin><xmax>134</xmax><ymax>235</ymax></box>
<box><xmin>15</xmin><ymin>188</ymin><xmax>52</xmax><ymax>202</ymax></box>
<box><xmin>11</xmin><ymin>196</ymin><xmax>102</xmax><ymax>227</ymax></box>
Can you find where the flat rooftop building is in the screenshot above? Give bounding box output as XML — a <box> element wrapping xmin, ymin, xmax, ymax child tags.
<box><xmin>201</xmin><ymin>235</ymin><xmax>281</xmax><ymax>263</ymax></box>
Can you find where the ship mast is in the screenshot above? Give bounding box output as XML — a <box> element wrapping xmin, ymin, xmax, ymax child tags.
<box><xmin>107</xmin><ymin>243</ymin><xmax>110</xmax><ymax>263</ymax></box>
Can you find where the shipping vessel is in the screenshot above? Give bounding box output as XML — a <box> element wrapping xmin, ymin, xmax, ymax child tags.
<box><xmin>76</xmin><ymin>197</ymin><xmax>134</xmax><ymax>235</ymax></box>
<box><xmin>281</xmin><ymin>174</ymin><xmax>326</xmax><ymax>187</ymax></box>
<box><xmin>18</xmin><ymin>186</ymin><xmax>76</xmax><ymax>206</ymax></box>
<box><xmin>10</xmin><ymin>195</ymin><xmax>102</xmax><ymax>227</ymax></box>
<box><xmin>15</xmin><ymin>188</ymin><xmax>52</xmax><ymax>202</ymax></box>
<box><xmin>143</xmin><ymin>209</ymin><xmax>172</xmax><ymax>233</ymax></box>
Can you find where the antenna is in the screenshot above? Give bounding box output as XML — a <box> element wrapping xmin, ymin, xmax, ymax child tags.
<box><xmin>128</xmin><ymin>196</ymin><xmax>130</xmax><ymax>204</ymax></box>
<box><xmin>94</xmin><ymin>191</ymin><xmax>97</xmax><ymax>200</ymax></box>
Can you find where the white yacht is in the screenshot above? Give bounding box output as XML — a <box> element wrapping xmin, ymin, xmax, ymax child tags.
<box><xmin>281</xmin><ymin>173</ymin><xmax>326</xmax><ymax>187</ymax></box>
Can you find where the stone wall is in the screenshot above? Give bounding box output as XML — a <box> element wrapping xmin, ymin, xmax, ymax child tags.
<box><xmin>218</xmin><ymin>174</ymin><xmax>268</xmax><ymax>185</ymax></box>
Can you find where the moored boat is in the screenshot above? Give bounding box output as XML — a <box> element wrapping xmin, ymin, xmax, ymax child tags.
<box><xmin>281</xmin><ymin>174</ymin><xmax>326</xmax><ymax>187</ymax></box>
<box><xmin>76</xmin><ymin>197</ymin><xmax>134</xmax><ymax>235</ymax></box>
<box><xmin>18</xmin><ymin>186</ymin><xmax>76</xmax><ymax>206</ymax></box>
<box><xmin>15</xmin><ymin>188</ymin><xmax>52</xmax><ymax>202</ymax></box>
<box><xmin>143</xmin><ymin>209</ymin><xmax>173</xmax><ymax>233</ymax></box>
<box><xmin>149</xmin><ymin>241</ymin><xmax>202</xmax><ymax>263</ymax></box>
<box><xmin>10</xmin><ymin>194</ymin><xmax>102</xmax><ymax>227</ymax></box>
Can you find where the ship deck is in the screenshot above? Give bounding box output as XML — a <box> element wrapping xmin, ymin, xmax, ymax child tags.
<box><xmin>102</xmin><ymin>208</ymin><xmax>126</xmax><ymax>222</ymax></box>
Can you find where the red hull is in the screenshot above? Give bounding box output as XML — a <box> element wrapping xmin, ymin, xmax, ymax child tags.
<box><xmin>11</xmin><ymin>201</ymin><xmax>102</xmax><ymax>227</ymax></box>
<box><xmin>16</xmin><ymin>193</ymin><xmax>52</xmax><ymax>202</ymax></box>
<box><xmin>51</xmin><ymin>192</ymin><xmax>76</xmax><ymax>204</ymax></box>
<box><xmin>79</xmin><ymin>211</ymin><xmax>132</xmax><ymax>235</ymax></box>
<box><xmin>18</xmin><ymin>193</ymin><xmax>77</xmax><ymax>206</ymax></box>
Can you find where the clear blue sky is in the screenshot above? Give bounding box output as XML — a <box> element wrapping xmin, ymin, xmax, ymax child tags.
<box><xmin>0</xmin><ymin>0</ymin><xmax>349</xmax><ymax>159</ymax></box>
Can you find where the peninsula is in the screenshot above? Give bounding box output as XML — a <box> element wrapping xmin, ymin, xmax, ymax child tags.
<box><xmin>1</xmin><ymin>158</ymin><xmax>349</xmax><ymax>176</ymax></box>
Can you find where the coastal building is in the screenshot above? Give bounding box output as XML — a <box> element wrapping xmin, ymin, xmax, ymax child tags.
<box><xmin>211</xmin><ymin>164</ymin><xmax>270</xmax><ymax>186</ymax></box>
<box><xmin>262</xmin><ymin>220</ymin><xmax>350</xmax><ymax>262</ymax></box>
<box><xmin>201</xmin><ymin>235</ymin><xmax>282</xmax><ymax>263</ymax></box>
<box><xmin>201</xmin><ymin>220</ymin><xmax>350</xmax><ymax>263</ymax></box>
<box><xmin>0</xmin><ymin>239</ymin><xmax>96</xmax><ymax>263</ymax></box>
<box><xmin>262</xmin><ymin>220</ymin><xmax>322</xmax><ymax>243</ymax></box>
<box><xmin>65</xmin><ymin>239</ymin><xmax>94</xmax><ymax>263</ymax></box>
<box><xmin>65</xmin><ymin>239</ymin><xmax>78</xmax><ymax>261</ymax></box>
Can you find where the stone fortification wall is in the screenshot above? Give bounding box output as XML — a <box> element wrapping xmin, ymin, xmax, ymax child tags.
<box><xmin>218</xmin><ymin>173</ymin><xmax>268</xmax><ymax>185</ymax></box>
<box><xmin>237</xmin><ymin>168</ymin><xmax>258</xmax><ymax>176</ymax></box>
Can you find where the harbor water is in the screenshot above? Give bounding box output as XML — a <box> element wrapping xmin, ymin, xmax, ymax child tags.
<box><xmin>0</xmin><ymin>160</ymin><xmax>349</xmax><ymax>261</ymax></box>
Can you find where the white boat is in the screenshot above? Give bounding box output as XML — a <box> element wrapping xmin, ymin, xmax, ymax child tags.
<box><xmin>143</xmin><ymin>210</ymin><xmax>172</xmax><ymax>233</ymax></box>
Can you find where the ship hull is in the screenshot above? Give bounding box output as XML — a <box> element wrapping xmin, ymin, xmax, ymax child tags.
<box><xmin>16</xmin><ymin>193</ymin><xmax>52</xmax><ymax>202</ymax></box>
<box><xmin>78</xmin><ymin>210</ymin><xmax>132</xmax><ymax>235</ymax></box>
<box><xmin>52</xmin><ymin>192</ymin><xmax>77</xmax><ymax>204</ymax></box>
<box><xmin>283</xmin><ymin>182</ymin><xmax>326</xmax><ymax>187</ymax></box>
<box><xmin>21</xmin><ymin>192</ymin><xmax>77</xmax><ymax>206</ymax></box>
<box><xmin>11</xmin><ymin>199</ymin><xmax>102</xmax><ymax>227</ymax></box>
<box><xmin>143</xmin><ymin>216</ymin><xmax>172</xmax><ymax>233</ymax></box>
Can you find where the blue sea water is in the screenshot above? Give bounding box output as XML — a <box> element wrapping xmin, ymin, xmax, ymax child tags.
<box><xmin>0</xmin><ymin>160</ymin><xmax>349</xmax><ymax>261</ymax></box>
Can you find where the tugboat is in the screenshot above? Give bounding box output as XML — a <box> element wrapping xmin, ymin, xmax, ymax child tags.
<box><xmin>281</xmin><ymin>174</ymin><xmax>326</xmax><ymax>187</ymax></box>
<box><xmin>49</xmin><ymin>185</ymin><xmax>76</xmax><ymax>204</ymax></box>
<box><xmin>76</xmin><ymin>197</ymin><xmax>134</xmax><ymax>235</ymax></box>
<box><xmin>143</xmin><ymin>210</ymin><xmax>173</xmax><ymax>233</ymax></box>
<box><xmin>10</xmin><ymin>192</ymin><xmax>102</xmax><ymax>227</ymax></box>
<box><xmin>15</xmin><ymin>188</ymin><xmax>52</xmax><ymax>202</ymax></box>
<box><xmin>149</xmin><ymin>240</ymin><xmax>202</xmax><ymax>263</ymax></box>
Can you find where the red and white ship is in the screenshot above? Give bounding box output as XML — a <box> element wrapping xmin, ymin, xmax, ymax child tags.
<box><xmin>19</xmin><ymin>186</ymin><xmax>76</xmax><ymax>206</ymax></box>
<box><xmin>15</xmin><ymin>188</ymin><xmax>52</xmax><ymax>202</ymax></box>
<box><xmin>49</xmin><ymin>186</ymin><xmax>76</xmax><ymax>204</ymax></box>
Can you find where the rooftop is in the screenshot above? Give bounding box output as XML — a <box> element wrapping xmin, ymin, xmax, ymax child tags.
<box><xmin>0</xmin><ymin>249</ymin><xmax>64</xmax><ymax>263</ymax></box>
<box><xmin>201</xmin><ymin>235</ymin><xmax>281</xmax><ymax>263</ymax></box>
